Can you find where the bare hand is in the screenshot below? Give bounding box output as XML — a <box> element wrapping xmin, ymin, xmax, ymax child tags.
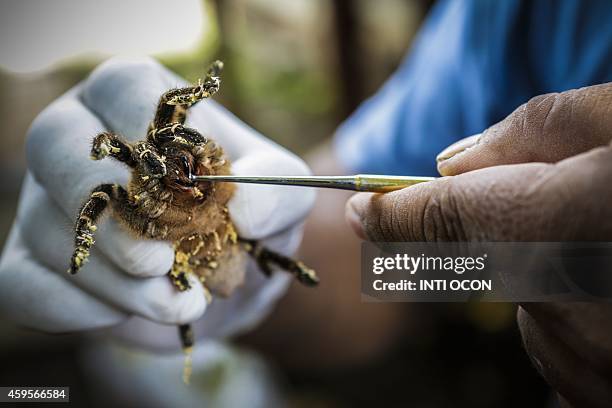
<box><xmin>346</xmin><ymin>83</ymin><xmax>612</xmax><ymax>407</ymax></box>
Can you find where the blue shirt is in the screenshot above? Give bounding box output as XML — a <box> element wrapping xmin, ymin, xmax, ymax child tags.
<box><xmin>334</xmin><ymin>0</ymin><xmax>612</xmax><ymax>176</ymax></box>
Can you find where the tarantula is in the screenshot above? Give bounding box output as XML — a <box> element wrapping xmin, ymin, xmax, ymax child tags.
<box><xmin>68</xmin><ymin>61</ymin><xmax>318</xmax><ymax>382</ymax></box>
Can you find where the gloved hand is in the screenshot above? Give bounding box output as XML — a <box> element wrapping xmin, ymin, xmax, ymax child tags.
<box><xmin>0</xmin><ymin>57</ymin><xmax>315</xmax><ymax>348</ymax></box>
<box><xmin>346</xmin><ymin>83</ymin><xmax>612</xmax><ymax>406</ymax></box>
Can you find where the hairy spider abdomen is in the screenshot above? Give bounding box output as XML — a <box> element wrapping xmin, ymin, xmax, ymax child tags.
<box><xmin>124</xmin><ymin>138</ymin><xmax>246</xmax><ymax>296</ymax></box>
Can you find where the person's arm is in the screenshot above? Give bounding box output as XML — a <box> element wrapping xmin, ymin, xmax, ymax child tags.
<box><xmin>347</xmin><ymin>83</ymin><xmax>612</xmax><ymax>407</ymax></box>
<box><xmin>335</xmin><ymin>0</ymin><xmax>612</xmax><ymax>178</ymax></box>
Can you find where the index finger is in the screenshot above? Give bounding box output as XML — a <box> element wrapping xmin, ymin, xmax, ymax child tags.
<box><xmin>437</xmin><ymin>84</ymin><xmax>612</xmax><ymax>176</ymax></box>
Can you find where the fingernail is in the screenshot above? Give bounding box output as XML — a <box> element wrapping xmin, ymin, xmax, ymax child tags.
<box><xmin>530</xmin><ymin>355</ymin><xmax>544</xmax><ymax>374</ymax></box>
<box><xmin>436</xmin><ymin>133</ymin><xmax>481</xmax><ymax>163</ymax></box>
<box><xmin>345</xmin><ymin>196</ymin><xmax>366</xmax><ymax>239</ymax></box>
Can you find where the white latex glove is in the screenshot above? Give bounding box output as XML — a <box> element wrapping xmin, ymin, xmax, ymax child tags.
<box><xmin>0</xmin><ymin>57</ymin><xmax>315</xmax><ymax>348</ymax></box>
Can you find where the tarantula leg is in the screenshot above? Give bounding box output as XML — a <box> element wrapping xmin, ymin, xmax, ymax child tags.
<box><xmin>69</xmin><ymin>184</ymin><xmax>126</xmax><ymax>274</ymax></box>
<box><xmin>148</xmin><ymin>123</ymin><xmax>207</xmax><ymax>148</ymax></box>
<box><xmin>91</xmin><ymin>132</ymin><xmax>136</xmax><ymax>166</ymax></box>
<box><xmin>178</xmin><ymin>324</ymin><xmax>194</xmax><ymax>384</ymax></box>
<box><xmin>166</xmin><ymin>61</ymin><xmax>223</xmax><ymax>107</ymax></box>
<box><xmin>240</xmin><ymin>239</ymin><xmax>319</xmax><ymax>286</ymax></box>
<box><xmin>133</xmin><ymin>142</ymin><xmax>167</xmax><ymax>178</ymax></box>
<box><xmin>169</xmin><ymin>249</ymin><xmax>194</xmax><ymax>292</ymax></box>
<box><xmin>152</xmin><ymin>60</ymin><xmax>223</xmax><ymax>128</ymax></box>
<box><xmin>169</xmin><ymin>268</ymin><xmax>192</xmax><ymax>292</ymax></box>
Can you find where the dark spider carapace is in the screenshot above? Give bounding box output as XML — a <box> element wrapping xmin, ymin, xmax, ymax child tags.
<box><xmin>68</xmin><ymin>61</ymin><xmax>318</xmax><ymax>382</ymax></box>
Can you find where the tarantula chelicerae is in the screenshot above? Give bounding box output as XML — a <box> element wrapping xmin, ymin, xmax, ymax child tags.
<box><xmin>68</xmin><ymin>61</ymin><xmax>318</xmax><ymax>382</ymax></box>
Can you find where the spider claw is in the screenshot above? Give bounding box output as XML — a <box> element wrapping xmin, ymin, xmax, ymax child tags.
<box><xmin>91</xmin><ymin>141</ymin><xmax>110</xmax><ymax>160</ymax></box>
<box><xmin>207</xmin><ymin>60</ymin><xmax>223</xmax><ymax>77</ymax></box>
<box><xmin>296</xmin><ymin>263</ymin><xmax>320</xmax><ymax>286</ymax></box>
<box><xmin>69</xmin><ymin>247</ymin><xmax>90</xmax><ymax>274</ymax></box>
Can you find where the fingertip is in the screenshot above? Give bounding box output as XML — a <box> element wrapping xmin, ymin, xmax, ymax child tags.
<box><xmin>83</xmin><ymin>56</ymin><xmax>162</xmax><ymax>96</ymax></box>
<box><xmin>175</xmin><ymin>276</ymin><xmax>208</xmax><ymax>324</ymax></box>
<box><xmin>436</xmin><ymin>133</ymin><xmax>481</xmax><ymax>176</ymax></box>
<box><xmin>436</xmin><ymin>133</ymin><xmax>481</xmax><ymax>163</ymax></box>
<box><xmin>122</xmin><ymin>240</ymin><xmax>175</xmax><ymax>278</ymax></box>
<box><xmin>81</xmin><ymin>56</ymin><xmax>172</xmax><ymax>139</ymax></box>
<box><xmin>94</xmin><ymin>219</ymin><xmax>174</xmax><ymax>278</ymax></box>
<box><xmin>145</xmin><ymin>275</ymin><xmax>207</xmax><ymax>325</ymax></box>
<box><xmin>345</xmin><ymin>193</ymin><xmax>371</xmax><ymax>239</ymax></box>
<box><xmin>346</xmin><ymin>192</ymin><xmax>373</xmax><ymax>214</ymax></box>
<box><xmin>436</xmin><ymin>159</ymin><xmax>455</xmax><ymax>177</ymax></box>
<box><xmin>257</xmin><ymin>224</ymin><xmax>304</xmax><ymax>255</ymax></box>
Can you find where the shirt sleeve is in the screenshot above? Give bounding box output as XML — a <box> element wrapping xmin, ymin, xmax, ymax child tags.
<box><xmin>334</xmin><ymin>0</ymin><xmax>612</xmax><ymax>176</ymax></box>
